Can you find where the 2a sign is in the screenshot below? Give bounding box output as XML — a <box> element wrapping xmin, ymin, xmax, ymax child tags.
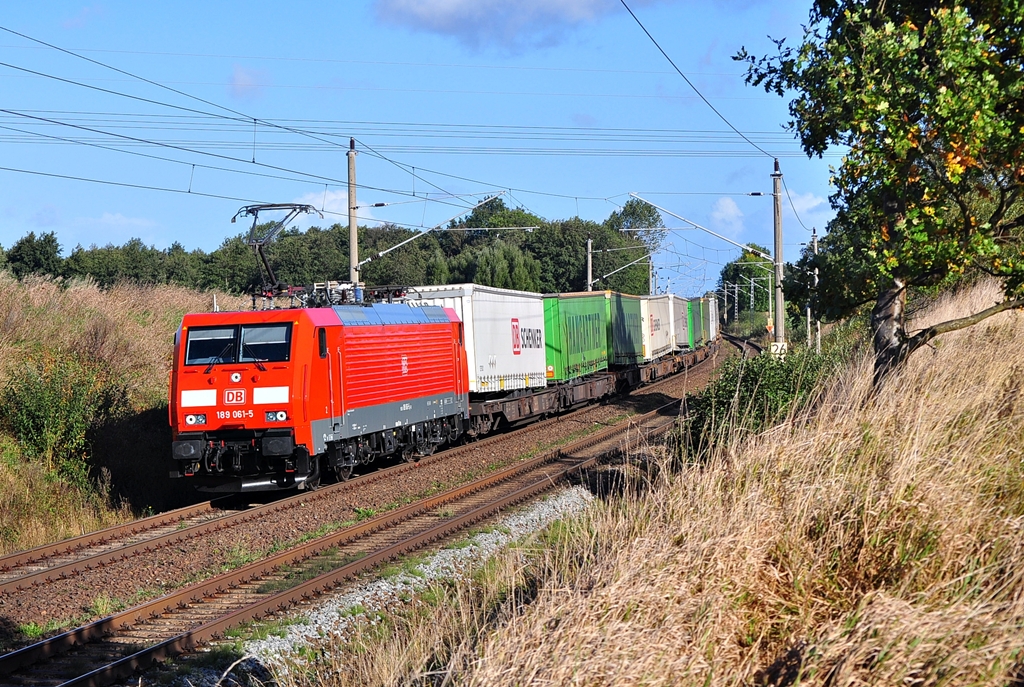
<box><xmin>224</xmin><ymin>388</ymin><xmax>246</xmax><ymax>405</ymax></box>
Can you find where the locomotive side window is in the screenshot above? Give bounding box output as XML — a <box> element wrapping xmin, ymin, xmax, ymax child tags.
<box><xmin>318</xmin><ymin>327</ymin><xmax>327</xmax><ymax>359</ymax></box>
<box><xmin>240</xmin><ymin>324</ymin><xmax>292</xmax><ymax>362</ymax></box>
<box><xmin>185</xmin><ymin>327</ymin><xmax>236</xmax><ymax>366</ymax></box>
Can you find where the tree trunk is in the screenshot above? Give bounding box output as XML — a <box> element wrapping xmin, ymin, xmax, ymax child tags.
<box><xmin>870</xmin><ymin>279</ymin><xmax>907</xmax><ymax>386</ymax></box>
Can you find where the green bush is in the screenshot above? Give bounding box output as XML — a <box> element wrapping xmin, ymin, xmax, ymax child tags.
<box><xmin>1</xmin><ymin>354</ymin><xmax>129</xmax><ymax>487</ymax></box>
<box><xmin>683</xmin><ymin>319</ymin><xmax>866</xmax><ymax>456</ymax></box>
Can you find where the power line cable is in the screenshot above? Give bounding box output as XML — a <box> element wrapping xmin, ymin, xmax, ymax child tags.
<box><xmin>0</xmin><ymin>27</ymin><xmax>482</xmax><ymax>212</ymax></box>
<box><xmin>781</xmin><ymin>175</ymin><xmax>813</xmax><ymax>233</ymax></box>
<box><xmin>0</xmin><ymin>108</ymin><xmax>485</xmax><ymax>210</ymax></box>
<box><xmin>0</xmin><ymin>42</ymin><xmax>747</xmax><ymax>77</ymax></box>
<box><xmin>353</xmin><ymin>137</ymin><xmax>483</xmax><ymax>208</ymax></box>
<box><xmin>617</xmin><ymin>0</ymin><xmax>774</xmax><ymax>159</ymax></box>
<box><xmin>0</xmin><ymin>26</ymin><xmax>365</xmax><ymax>159</ymax></box>
<box><xmin>0</xmin><ymin>164</ymin><xmax>265</xmax><ymax>204</ymax></box>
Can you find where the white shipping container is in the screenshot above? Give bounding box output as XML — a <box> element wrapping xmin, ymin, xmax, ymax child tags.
<box><xmin>406</xmin><ymin>283</ymin><xmax>547</xmax><ymax>394</ymax></box>
<box><xmin>640</xmin><ymin>295</ymin><xmax>673</xmax><ymax>361</ymax></box>
<box><xmin>708</xmin><ymin>297</ymin><xmax>720</xmax><ymax>341</ymax></box>
<box><xmin>668</xmin><ymin>294</ymin><xmax>691</xmax><ymax>351</ymax></box>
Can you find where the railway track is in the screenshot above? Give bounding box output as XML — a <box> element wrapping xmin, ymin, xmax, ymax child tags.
<box><xmin>722</xmin><ymin>333</ymin><xmax>764</xmax><ymax>357</ymax></box>
<box><xmin>0</xmin><ymin>399</ymin><xmax>683</xmax><ymax>687</ymax></box>
<box><xmin>0</xmin><ymin>345</ymin><xmax>715</xmax><ymax>604</ymax></box>
<box><xmin>0</xmin><ymin>500</ymin><xmax>233</xmax><ymax>592</ymax></box>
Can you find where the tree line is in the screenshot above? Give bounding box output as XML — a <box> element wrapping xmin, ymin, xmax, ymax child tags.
<box><xmin>0</xmin><ymin>198</ymin><xmax>662</xmax><ymax>296</ymax></box>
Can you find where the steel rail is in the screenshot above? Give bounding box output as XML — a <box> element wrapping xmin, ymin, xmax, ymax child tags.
<box><xmin>0</xmin><ymin>344</ymin><xmax>713</xmax><ymax>597</ymax></box>
<box><xmin>0</xmin><ymin>416</ymin><xmax>551</xmax><ymax>596</ymax></box>
<box><xmin>1</xmin><ymin>402</ymin><xmax>682</xmax><ymax>686</ymax></box>
<box><xmin>722</xmin><ymin>333</ymin><xmax>763</xmax><ymax>356</ymax></box>
<box><xmin>0</xmin><ymin>498</ymin><xmax>227</xmax><ymax>573</ymax></box>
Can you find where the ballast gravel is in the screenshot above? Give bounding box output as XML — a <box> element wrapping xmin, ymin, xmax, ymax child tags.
<box><xmin>165</xmin><ymin>486</ymin><xmax>594</xmax><ymax>687</ymax></box>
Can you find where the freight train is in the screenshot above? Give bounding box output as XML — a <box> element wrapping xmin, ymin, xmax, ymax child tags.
<box><xmin>169</xmin><ymin>284</ymin><xmax>719</xmax><ymax>493</ymax></box>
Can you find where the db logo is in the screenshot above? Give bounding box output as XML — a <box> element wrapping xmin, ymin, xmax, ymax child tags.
<box><xmin>511</xmin><ymin>318</ymin><xmax>521</xmax><ymax>355</ymax></box>
<box><xmin>224</xmin><ymin>389</ymin><xmax>246</xmax><ymax>405</ymax></box>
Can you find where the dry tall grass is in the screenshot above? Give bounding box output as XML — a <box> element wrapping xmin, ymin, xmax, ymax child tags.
<box><xmin>0</xmin><ymin>273</ymin><xmax>245</xmax><ymax>553</ymax></box>
<box><xmin>272</xmin><ymin>281</ymin><xmax>1024</xmax><ymax>687</ymax></box>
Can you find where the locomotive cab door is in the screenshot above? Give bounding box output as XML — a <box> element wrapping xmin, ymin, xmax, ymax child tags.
<box><xmin>317</xmin><ymin>327</ymin><xmax>338</xmax><ymax>429</ymax></box>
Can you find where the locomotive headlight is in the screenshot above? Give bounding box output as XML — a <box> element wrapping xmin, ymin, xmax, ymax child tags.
<box><xmin>276</xmin><ymin>410</ymin><xmax>288</xmax><ymax>422</ymax></box>
<box><xmin>195</xmin><ymin>414</ymin><xmax>206</xmax><ymax>424</ymax></box>
<box><xmin>185</xmin><ymin>414</ymin><xmax>207</xmax><ymax>426</ymax></box>
<box><xmin>265</xmin><ymin>410</ymin><xmax>289</xmax><ymax>422</ymax></box>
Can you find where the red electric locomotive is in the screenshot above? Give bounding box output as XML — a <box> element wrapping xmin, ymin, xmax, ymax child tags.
<box><xmin>169</xmin><ymin>303</ymin><xmax>469</xmax><ymax>492</ymax></box>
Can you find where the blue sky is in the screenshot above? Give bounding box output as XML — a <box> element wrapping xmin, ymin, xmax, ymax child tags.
<box><xmin>0</xmin><ymin>0</ymin><xmax>839</xmax><ymax>295</ymax></box>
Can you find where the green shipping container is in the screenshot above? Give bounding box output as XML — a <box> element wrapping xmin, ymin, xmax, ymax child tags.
<box><xmin>543</xmin><ymin>293</ymin><xmax>609</xmax><ymax>382</ymax></box>
<box><xmin>690</xmin><ymin>298</ymin><xmax>706</xmax><ymax>347</ymax></box>
<box><xmin>607</xmin><ymin>291</ymin><xmax>644</xmax><ymax>366</ymax></box>
<box><xmin>699</xmin><ymin>298</ymin><xmax>712</xmax><ymax>344</ymax></box>
<box><xmin>685</xmin><ymin>300</ymin><xmax>696</xmax><ymax>350</ymax></box>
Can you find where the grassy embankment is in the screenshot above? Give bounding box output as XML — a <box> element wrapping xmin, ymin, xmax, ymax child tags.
<box><xmin>0</xmin><ymin>273</ymin><xmax>242</xmax><ymax>554</ymax></box>
<box><xmin>270</xmin><ymin>282</ymin><xmax>1024</xmax><ymax>687</ymax></box>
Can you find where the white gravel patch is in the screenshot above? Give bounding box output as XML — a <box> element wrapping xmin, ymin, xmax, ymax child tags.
<box><xmin>167</xmin><ymin>486</ymin><xmax>594</xmax><ymax>687</ymax></box>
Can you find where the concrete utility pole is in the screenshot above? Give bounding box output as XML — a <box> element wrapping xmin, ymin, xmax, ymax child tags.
<box><xmin>733</xmin><ymin>282</ymin><xmax>739</xmax><ymax>322</ymax></box>
<box><xmin>749</xmin><ymin>276</ymin><xmax>754</xmax><ymax>310</ymax></box>
<box><xmin>586</xmin><ymin>238</ymin><xmax>593</xmax><ymax>291</ymax></box>
<box><xmin>813</xmin><ymin>227</ymin><xmax>821</xmax><ymax>354</ymax></box>
<box><xmin>771</xmin><ymin>159</ymin><xmax>786</xmax><ymax>349</ymax></box>
<box><xmin>348</xmin><ymin>138</ymin><xmax>358</xmax><ymax>283</ymax></box>
<box><xmin>723</xmin><ymin>286</ymin><xmax>729</xmax><ymax>323</ymax></box>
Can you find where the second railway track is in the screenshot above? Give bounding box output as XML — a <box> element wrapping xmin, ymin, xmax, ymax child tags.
<box><xmin>0</xmin><ymin>346</ymin><xmax>717</xmax><ymax>606</ymax></box>
<box><xmin>0</xmin><ymin>398</ymin><xmax>684</xmax><ymax>687</ymax></box>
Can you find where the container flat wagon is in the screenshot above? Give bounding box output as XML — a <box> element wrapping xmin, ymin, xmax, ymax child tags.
<box><xmin>640</xmin><ymin>295</ymin><xmax>673</xmax><ymax>362</ymax></box>
<box><xmin>543</xmin><ymin>292</ymin><xmax>617</xmax><ymax>407</ymax></box>
<box><xmin>408</xmin><ymin>283</ymin><xmax>555</xmax><ymax>434</ymax></box>
<box><xmin>668</xmin><ymin>294</ymin><xmax>692</xmax><ymax>352</ymax></box>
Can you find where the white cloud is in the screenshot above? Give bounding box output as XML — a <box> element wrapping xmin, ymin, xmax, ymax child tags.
<box><xmin>572</xmin><ymin>112</ymin><xmax>598</xmax><ymax>127</ymax></box>
<box><xmin>374</xmin><ymin>0</ymin><xmax>664</xmax><ymax>51</ymax></box>
<box><xmin>709</xmin><ymin>196</ymin><xmax>744</xmax><ymax>238</ymax></box>
<box><xmin>31</xmin><ymin>205</ymin><xmax>63</xmax><ymax>228</ymax></box>
<box><xmin>61</xmin><ymin>212</ymin><xmax>160</xmax><ymax>248</ymax></box>
<box><xmin>61</xmin><ymin>5</ymin><xmax>105</xmax><ymax>30</ymax></box>
<box><xmin>96</xmin><ymin>212</ymin><xmax>156</xmax><ymax>230</ymax></box>
<box><xmin>291</xmin><ymin>190</ymin><xmax>383</xmax><ymax>229</ymax></box>
<box><xmin>229</xmin><ymin>66</ymin><xmax>268</xmax><ymax>101</ymax></box>
<box><xmin>783</xmin><ymin>190</ymin><xmax>834</xmax><ymax>232</ymax></box>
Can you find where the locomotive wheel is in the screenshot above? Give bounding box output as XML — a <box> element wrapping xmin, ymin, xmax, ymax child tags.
<box><xmin>401</xmin><ymin>449</ymin><xmax>418</xmax><ymax>464</ymax></box>
<box><xmin>335</xmin><ymin>464</ymin><xmax>353</xmax><ymax>481</ymax></box>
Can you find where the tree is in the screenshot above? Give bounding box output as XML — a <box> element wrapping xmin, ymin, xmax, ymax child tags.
<box><xmin>737</xmin><ymin>1</ymin><xmax>1024</xmax><ymax>382</ymax></box>
<box><xmin>604</xmin><ymin>197</ymin><xmax>666</xmax><ymax>253</ymax></box>
<box><xmin>7</xmin><ymin>231</ymin><xmax>63</xmax><ymax>278</ymax></box>
<box><xmin>718</xmin><ymin>244</ymin><xmax>773</xmax><ymax>314</ymax></box>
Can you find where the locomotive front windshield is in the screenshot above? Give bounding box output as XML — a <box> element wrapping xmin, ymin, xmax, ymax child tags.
<box><xmin>185</xmin><ymin>324</ymin><xmax>292</xmax><ymax>366</ymax></box>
